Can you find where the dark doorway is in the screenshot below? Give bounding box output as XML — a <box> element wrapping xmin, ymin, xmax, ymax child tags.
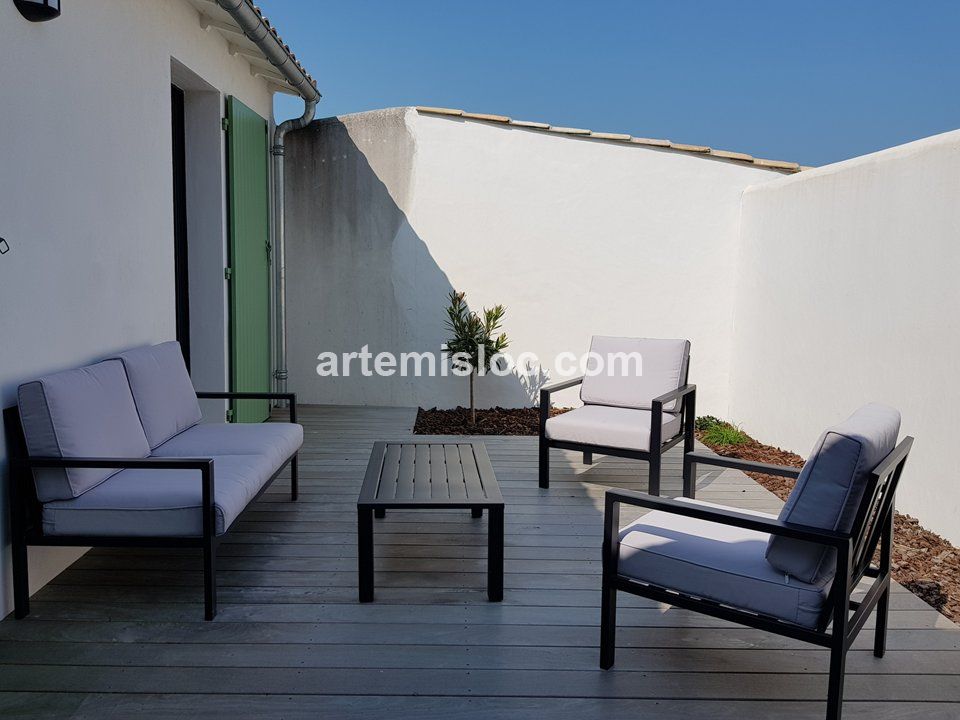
<box><xmin>171</xmin><ymin>84</ymin><xmax>191</xmax><ymax>371</ymax></box>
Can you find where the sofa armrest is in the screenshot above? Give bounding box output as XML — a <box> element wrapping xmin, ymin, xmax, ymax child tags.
<box><xmin>196</xmin><ymin>391</ymin><xmax>297</xmax><ymax>423</ymax></box>
<box><xmin>539</xmin><ymin>376</ymin><xmax>584</xmax><ymax>435</ymax></box>
<box><xmin>651</xmin><ymin>383</ymin><xmax>697</xmax><ymax>409</ymax></box>
<box><xmin>540</xmin><ymin>376</ymin><xmax>585</xmax><ymax>396</ymax></box>
<box><xmin>650</xmin><ymin>383</ymin><xmax>697</xmax><ymax>447</ymax></box>
<box><xmin>21</xmin><ymin>456</ymin><xmax>213</xmax><ymax>471</ymax></box>
<box><xmin>604</xmin><ymin>487</ymin><xmax>849</xmax><ymax>548</ymax></box>
<box><xmin>16</xmin><ymin>455</ymin><xmax>218</xmax><ymax>540</ymax></box>
<box><xmin>684</xmin><ymin>450</ymin><xmax>802</xmax><ymax>479</ymax></box>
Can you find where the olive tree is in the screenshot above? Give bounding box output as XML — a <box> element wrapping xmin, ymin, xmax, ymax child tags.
<box><xmin>444</xmin><ymin>290</ymin><xmax>509</xmax><ymax>424</ymax></box>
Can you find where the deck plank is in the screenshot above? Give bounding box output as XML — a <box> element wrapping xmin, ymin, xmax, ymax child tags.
<box><xmin>1</xmin><ymin>403</ymin><xmax>957</xmax><ymax>719</ymax></box>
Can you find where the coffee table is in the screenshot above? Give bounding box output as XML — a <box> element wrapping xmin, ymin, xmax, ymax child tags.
<box><xmin>357</xmin><ymin>441</ymin><xmax>504</xmax><ymax>602</ymax></box>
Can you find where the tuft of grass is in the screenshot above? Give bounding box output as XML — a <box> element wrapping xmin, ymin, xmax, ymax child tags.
<box><xmin>697</xmin><ymin>417</ymin><xmax>751</xmax><ymax>446</ymax></box>
<box><xmin>695</xmin><ymin>415</ymin><xmax>724</xmax><ymax>432</ymax></box>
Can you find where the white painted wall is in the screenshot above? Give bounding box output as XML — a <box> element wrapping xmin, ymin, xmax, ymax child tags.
<box><xmin>730</xmin><ymin>130</ymin><xmax>960</xmax><ymax>544</ymax></box>
<box><xmin>285</xmin><ymin>108</ymin><xmax>787</xmax><ymax>414</ymax></box>
<box><xmin>0</xmin><ymin>0</ymin><xmax>274</xmax><ymax>616</ymax></box>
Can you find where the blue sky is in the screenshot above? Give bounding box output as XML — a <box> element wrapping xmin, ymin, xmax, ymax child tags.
<box><xmin>261</xmin><ymin>1</ymin><xmax>960</xmax><ymax>167</ymax></box>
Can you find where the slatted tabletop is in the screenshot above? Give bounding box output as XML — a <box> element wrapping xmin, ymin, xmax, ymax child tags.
<box><xmin>359</xmin><ymin>442</ymin><xmax>504</xmax><ymax>508</ymax></box>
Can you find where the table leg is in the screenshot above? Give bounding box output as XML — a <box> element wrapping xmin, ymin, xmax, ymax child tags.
<box><xmin>358</xmin><ymin>507</ymin><xmax>374</xmax><ymax>602</ymax></box>
<box><xmin>488</xmin><ymin>506</ymin><xmax>504</xmax><ymax>602</ymax></box>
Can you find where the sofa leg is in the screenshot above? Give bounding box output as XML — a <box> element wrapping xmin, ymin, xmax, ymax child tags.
<box><xmin>826</xmin><ymin>640</ymin><xmax>846</xmax><ymax>720</ymax></box>
<box><xmin>874</xmin><ymin>512</ymin><xmax>893</xmax><ymax>658</ymax></box>
<box><xmin>648</xmin><ymin>457</ymin><xmax>661</xmax><ymax>497</ymax></box>
<box><xmin>599</xmin><ymin>575</ymin><xmax>617</xmax><ymax>669</ymax></box>
<box><xmin>682</xmin><ymin>455</ymin><xmax>697</xmax><ymax>499</ymax></box>
<box><xmin>203</xmin><ymin>537</ymin><xmax>217</xmax><ymax>621</ymax></box>
<box><xmin>538</xmin><ymin>436</ymin><xmax>550</xmax><ymax>489</ymax></box>
<box><xmin>290</xmin><ymin>455</ymin><xmax>299</xmax><ymax>502</ymax></box>
<box><xmin>583</xmin><ymin>451</ymin><xmax>593</xmax><ymax>465</ymax></box>
<box><xmin>12</xmin><ymin>534</ymin><xmax>30</xmax><ymax>619</ymax></box>
<box><xmin>873</xmin><ymin>585</ymin><xmax>890</xmax><ymax>658</ymax></box>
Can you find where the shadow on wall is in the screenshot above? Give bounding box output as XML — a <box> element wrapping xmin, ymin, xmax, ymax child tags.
<box><xmin>283</xmin><ymin>109</ymin><xmax>544</xmax><ymax>409</ymax></box>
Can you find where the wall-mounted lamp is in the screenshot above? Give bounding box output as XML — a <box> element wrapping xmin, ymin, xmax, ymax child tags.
<box><xmin>13</xmin><ymin>0</ymin><xmax>60</xmax><ymax>22</ymax></box>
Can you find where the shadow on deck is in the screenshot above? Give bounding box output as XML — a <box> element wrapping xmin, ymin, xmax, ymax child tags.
<box><xmin>0</xmin><ymin>405</ymin><xmax>957</xmax><ymax>719</ymax></box>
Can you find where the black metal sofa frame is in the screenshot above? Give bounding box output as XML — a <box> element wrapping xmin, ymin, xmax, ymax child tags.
<box><xmin>4</xmin><ymin>391</ymin><xmax>298</xmax><ymax>622</ymax></box>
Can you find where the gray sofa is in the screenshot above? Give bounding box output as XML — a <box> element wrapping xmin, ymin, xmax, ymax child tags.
<box><xmin>6</xmin><ymin>341</ymin><xmax>302</xmax><ymax>620</ymax></box>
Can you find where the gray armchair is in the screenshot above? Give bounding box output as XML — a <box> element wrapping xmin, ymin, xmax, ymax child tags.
<box><xmin>538</xmin><ymin>336</ymin><xmax>696</xmax><ymax>495</ymax></box>
<box><xmin>599</xmin><ymin>403</ymin><xmax>912</xmax><ymax>720</ymax></box>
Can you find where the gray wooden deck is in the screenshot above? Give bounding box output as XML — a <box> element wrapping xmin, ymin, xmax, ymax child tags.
<box><xmin>1</xmin><ymin>405</ymin><xmax>958</xmax><ymax>719</ymax></box>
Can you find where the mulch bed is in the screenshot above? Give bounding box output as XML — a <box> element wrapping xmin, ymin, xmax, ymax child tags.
<box><xmin>414</xmin><ymin>406</ymin><xmax>569</xmax><ymax>436</ymax></box>
<box><xmin>697</xmin><ymin>430</ymin><xmax>960</xmax><ymax>624</ymax></box>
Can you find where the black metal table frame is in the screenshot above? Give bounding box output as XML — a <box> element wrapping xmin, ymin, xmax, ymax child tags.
<box><xmin>357</xmin><ymin>441</ymin><xmax>505</xmax><ymax>603</ymax></box>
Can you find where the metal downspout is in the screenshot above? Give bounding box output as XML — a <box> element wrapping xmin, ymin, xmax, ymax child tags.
<box><xmin>216</xmin><ymin>0</ymin><xmax>321</xmax><ymax>399</ymax></box>
<box><xmin>272</xmin><ymin>103</ymin><xmax>316</xmax><ymax>396</ymax></box>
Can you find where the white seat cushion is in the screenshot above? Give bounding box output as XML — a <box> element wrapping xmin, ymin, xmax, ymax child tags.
<box><xmin>545</xmin><ymin>405</ymin><xmax>681</xmax><ymax>451</ymax></box>
<box><xmin>42</xmin><ymin>454</ymin><xmax>277</xmax><ymax>537</ymax></box>
<box><xmin>152</xmin><ymin>422</ymin><xmax>303</xmax><ymax>471</ymax></box>
<box><xmin>618</xmin><ymin>499</ymin><xmax>831</xmax><ymax>629</ymax></box>
<box><xmin>580</xmin><ymin>336</ymin><xmax>690</xmax><ymax>412</ymax></box>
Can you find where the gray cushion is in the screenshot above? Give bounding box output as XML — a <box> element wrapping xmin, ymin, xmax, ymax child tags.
<box><xmin>42</xmin><ymin>454</ymin><xmax>277</xmax><ymax>537</ymax></box>
<box><xmin>766</xmin><ymin>403</ymin><xmax>901</xmax><ymax>585</ymax></box>
<box><xmin>619</xmin><ymin>499</ymin><xmax>831</xmax><ymax>629</ymax></box>
<box><xmin>579</xmin><ymin>337</ymin><xmax>690</xmax><ymax>412</ymax></box>
<box><xmin>18</xmin><ymin>360</ymin><xmax>151</xmax><ymax>502</ymax></box>
<box><xmin>152</xmin><ymin>422</ymin><xmax>303</xmax><ymax>469</ymax></box>
<box><xmin>545</xmin><ymin>405</ymin><xmax>680</xmax><ymax>451</ymax></box>
<box><xmin>112</xmin><ymin>342</ymin><xmax>202</xmax><ymax>449</ymax></box>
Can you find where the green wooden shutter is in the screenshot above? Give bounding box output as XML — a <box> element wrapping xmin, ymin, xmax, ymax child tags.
<box><xmin>226</xmin><ymin>97</ymin><xmax>271</xmax><ymax>423</ymax></box>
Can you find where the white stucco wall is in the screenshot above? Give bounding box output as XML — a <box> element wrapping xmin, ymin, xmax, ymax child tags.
<box><xmin>730</xmin><ymin>130</ymin><xmax>960</xmax><ymax>544</ymax></box>
<box><xmin>0</xmin><ymin>0</ymin><xmax>274</xmax><ymax>616</ymax></box>
<box><xmin>285</xmin><ymin>108</ymin><xmax>787</xmax><ymax>413</ymax></box>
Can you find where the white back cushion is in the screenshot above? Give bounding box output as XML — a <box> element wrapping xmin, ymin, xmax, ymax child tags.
<box><xmin>113</xmin><ymin>342</ymin><xmax>202</xmax><ymax>449</ymax></box>
<box><xmin>18</xmin><ymin>360</ymin><xmax>151</xmax><ymax>501</ymax></box>
<box><xmin>765</xmin><ymin>403</ymin><xmax>901</xmax><ymax>584</ymax></box>
<box><xmin>580</xmin><ymin>337</ymin><xmax>690</xmax><ymax>412</ymax></box>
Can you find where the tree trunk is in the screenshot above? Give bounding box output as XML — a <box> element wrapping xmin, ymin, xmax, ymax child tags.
<box><xmin>469</xmin><ymin>372</ymin><xmax>476</xmax><ymax>425</ymax></box>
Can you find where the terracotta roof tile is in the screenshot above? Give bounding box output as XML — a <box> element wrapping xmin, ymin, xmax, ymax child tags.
<box><xmin>630</xmin><ymin>137</ymin><xmax>672</xmax><ymax>147</ymax></box>
<box><xmin>753</xmin><ymin>158</ymin><xmax>801</xmax><ymax>171</ymax></box>
<box><xmin>710</xmin><ymin>149</ymin><xmax>754</xmax><ymax>162</ymax></box>
<box><xmin>511</xmin><ymin>120</ymin><xmax>551</xmax><ymax>129</ymax></box>
<box><xmin>589</xmin><ymin>131</ymin><xmax>632</xmax><ymax>141</ymax></box>
<box><xmin>548</xmin><ymin>126</ymin><xmax>592</xmax><ymax>135</ymax></box>
<box><xmin>244</xmin><ymin>0</ymin><xmax>317</xmax><ymax>90</ymax></box>
<box><xmin>414</xmin><ymin>106</ymin><xmax>807</xmax><ymax>171</ymax></box>
<box><xmin>417</xmin><ymin>106</ymin><xmax>464</xmax><ymax>117</ymax></box>
<box><xmin>461</xmin><ymin>112</ymin><xmax>511</xmax><ymax>123</ymax></box>
<box><xmin>670</xmin><ymin>142</ymin><xmax>711</xmax><ymax>153</ymax></box>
